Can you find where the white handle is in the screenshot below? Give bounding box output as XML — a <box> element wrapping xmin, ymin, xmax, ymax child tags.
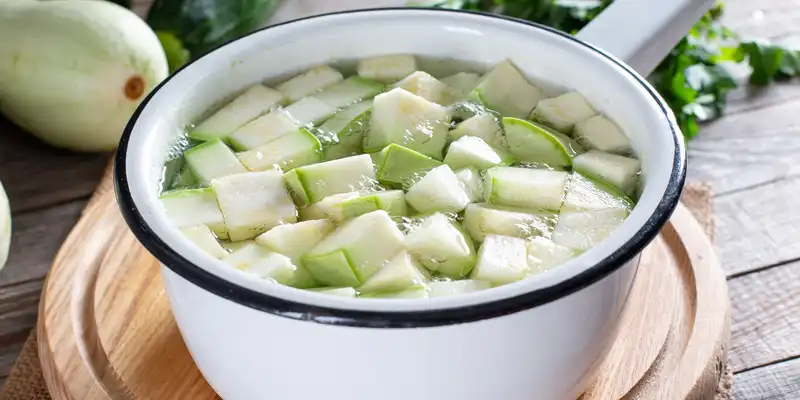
<box><xmin>576</xmin><ymin>0</ymin><xmax>716</xmax><ymax>76</ymax></box>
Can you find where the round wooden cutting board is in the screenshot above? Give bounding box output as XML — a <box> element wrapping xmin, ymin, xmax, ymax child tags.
<box><xmin>36</xmin><ymin>167</ymin><xmax>731</xmax><ymax>400</ymax></box>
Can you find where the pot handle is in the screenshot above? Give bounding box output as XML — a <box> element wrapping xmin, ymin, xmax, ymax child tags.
<box><xmin>575</xmin><ymin>0</ymin><xmax>716</xmax><ymax>76</ymax></box>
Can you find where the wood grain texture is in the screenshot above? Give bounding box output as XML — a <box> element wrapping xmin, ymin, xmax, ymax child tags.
<box><xmin>728</xmin><ymin>261</ymin><xmax>800</xmax><ymax>372</ymax></box>
<box><xmin>36</xmin><ymin>164</ymin><xmax>730</xmax><ymax>400</ymax></box>
<box><xmin>0</xmin><ymin>117</ymin><xmax>108</xmax><ymax>214</ymax></box>
<box><xmin>732</xmin><ymin>357</ymin><xmax>800</xmax><ymax>400</ymax></box>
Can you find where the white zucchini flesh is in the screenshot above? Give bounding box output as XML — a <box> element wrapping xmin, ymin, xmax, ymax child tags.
<box><xmin>220</xmin><ymin>240</ymin><xmax>254</xmax><ymax>253</ymax></box>
<box><xmin>562</xmin><ymin>172</ymin><xmax>633</xmax><ymax>212</ymax></box>
<box><xmin>441</xmin><ymin>72</ymin><xmax>481</xmax><ymax>98</ymax></box>
<box><xmin>526</xmin><ymin>236</ymin><xmax>575</xmax><ymax>274</ymax></box>
<box><xmin>365</xmin><ymin>88</ymin><xmax>451</xmax><ymax>160</ymax></box>
<box><xmin>427</xmin><ymin>280</ymin><xmax>491</xmax><ymax>297</ymax></box>
<box><xmin>357</xmin><ymin>54</ymin><xmax>418</xmax><ymax>83</ymax></box>
<box><xmin>307</xmin><ymin>287</ymin><xmax>358</xmax><ymax>297</ymax></box>
<box><xmin>236</xmin><ymin>128</ymin><xmax>322</xmax><ymax>172</ymax></box>
<box><xmin>444</xmin><ymin>136</ymin><xmax>514</xmax><ymax>171</ymax></box>
<box><xmin>573</xmin><ymin>115</ymin><xmax>632</xmax><ymax>155</ymax></box>
<box><xmin>503</xmin><ymin>117</ymin><xmax>583</xmax><ymax>167</ymax></box>
<box><xmin>393</xmin><ymin>71</ymin><xmax>453</xmax><ymax>105</ymax></box>
<box><xmin>183</xmin><ymin>139</ymin><xmax>248</xmax><ymax>184</ymax></box>
<box><xmin>405</xmin><ymin>165</ymin><xmax>471</xmax><ymax>214</ymax></box>
<box><xmin>405</xmin><ymin>213</ymin><xmax>477</xmax><ymax>279</ymax></box>
<box><xmin>358</xmin><ymin>250</ymin><xmax>428</xmax><ymax>294</ymax></box>
<box><xmin>454</xmin><ymin>167</ymin><xmax>483</xmax><ymax>202</ymax></box>
<box><xmin>530</xmin><ymin>92</ymin><xmax>597</xmax><ymax>133</ymax></box>
<box><xmin>471</xmin><ymin>234</ymin><xmax>530</xmax><ymax>285</ymax></box>
<box><xmin>255</xmin><ymin>219</ymin><xmax>334</xmax><ymax>260</ymax></box>
<box><xmin>361</xmin><ymin>285</ymin><xmax>429</xmax><ymax>299</ymax></box>
<box><xmin>228</xmin><ymin>110</ymin><xmax>300</xmax><ymax>151</ymax></box>
<box><xmin>0</xmin><ymin>181</ymin><xmax>8</xmax><ymax>269</ymax></box>
<box><xmin>303</xmin><ymin>210</ymin><xmax>405</xmax><ymax>287</ymax></box>
<box><xmin>276</xmin><ymin>65</ymin><xmax>344</xmax><ymax>103</ymax></box>
<box><xmin>484</xmin><ymin>166</ymin><xmax>568</xmax><ymax>211</ymax></box>
<box><xmin>341</xmin><ymin>190</ymin><xmax>408</xmax><ymax>219</ymax></box>
<box><xmin>572</xmin><ymin>150</ymin><xmax>641</xmax><ymax>196</ymax></box>
<box><xmin>160</xmin><ymin>188</ymin><xmax>227</xmax><ymax>239</ymax></box>
<box><xmin>298</xmin><ymin>192</ymin><xmax>360</xmax><ymax>222</ymax></box>
<box><xmin>180</xmin><ymin>225</ymin><xmax>228</xmax><ymax>259</ymax></box>
<box><xmin>449</xmin><ymin>113</ymin><xmax>504</xmax><ymax>148</ymax></box>
<box><xmin>283</xmin><ymin>154</ymin><xmax>377</xmax><ymax>205</ymax></box>
<box><xmin>189</xmin><ymin>85</ymin><xmax>285</xmax><ymax>142</ymax></box>
<box><xmin>462</xmin><ymin>203</ymin><xmax>557</xmax><ymax>242</ymax></box>
<box><xmin>223</xmin><ymin>243</ymin><xmax>297</xmax><ymax>285</ymax></box>
<box><xmin>314</xmin><ymin>76</ymin><xmax>384</xmax><ymax>109</ymax></box>
<box><xmin>470</xmin><ymin>60</ymin><xmax>545</xmax><ymax>119</ymax></box>
<box><xmin>318</xmin><ymin>100</ymin><xmax>372</xmax><ymax>161</ymax></box>
<box><xmin>552</xmin><ymin>208</ymin><xmax>629</xmax><ymax>252</ymax></box>
<box><xmin>373</xmin><ymin>143</ymin><xmax>443</xmax><ymax>189</ymax></box>
<box><xmin>211</xmin><ymin>170</ymin><xmax>298</xmax><ymax>241</ymax></box>
<box><xmin>283</xmin><ymin>96</ymin><xmax>338</xmax><ymax>126</ymax></box>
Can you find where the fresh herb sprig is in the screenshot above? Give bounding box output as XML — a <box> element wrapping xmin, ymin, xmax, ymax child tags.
<box><xmin>419</xmin><ymin>0</ymin><xmax>800</xmax><ymax>142</ymax></box>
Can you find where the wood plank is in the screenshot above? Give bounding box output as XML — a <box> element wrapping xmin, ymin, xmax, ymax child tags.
<box><xmin>728</xmin><ymin>261</ymin><xmax>800</xmax><ymax>372</ymax></box>
<box><xmin>722</xmin><ymin>0</ymin><xmax>800</xmax><ymax>39</ymax></box>
<box><xmin>0</xmin><ymin>201</ymin><xmax>87</xmax><ymax>289</ymax></box>
<box><xmin>0</xmin><ymin>117</ymin><xmax>109</xmax><ymax>214</ymax></box>
<box><xmin>0</xmin><ymin>280</ymin><xmax>43</xmax><ymax>382</ymax></box>
<box><xmin>688</xmin><ymin>96</ymin><xmax>800</xmax><ymax>196</ymax></box>
<box><xmin>711</xmin><ymin>176</ymin><xmax>800</xmax><ymax>276</ymax></box>
<box><xmin>732</xmin><ymin>358</ymin><xmax>800</xmax><ymax>400</ymax></box>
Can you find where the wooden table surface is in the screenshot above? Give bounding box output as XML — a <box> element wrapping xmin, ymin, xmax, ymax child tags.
<box><xmin>1</xmin><ymin>1</ymin><xmax>799</xmax><ymax>398</ymax></box>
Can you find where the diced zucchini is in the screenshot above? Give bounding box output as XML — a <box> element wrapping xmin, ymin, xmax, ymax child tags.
<box><xmin>455</xmin><ymin>167</ymin><xmax>483</xmax><ymax>202</ymax></box>
<box><xmin>574</xmin><ymin>115</ymin><xmax>632</xmax><ymax>155</ymax></box>
<box><xmin>503</xmin><ymin>117</ymin><xmax>583</xmax><ymax>167</ymax></box>
<box><xmin>315</xmin><ymin>76</ymin><xmax>385</xmax><ymax>109</ymax></box>
<box><xmin>393</xmin><ymin>71</ymin><xmax>453</xmax><ymax>105</ymax></box>
<box><xmin>299</xmin><ymin>192</ymin><xmax>360</xmax><ymax>222</ymax></box>
<box><xmin>449</xmin><ymin>113</ymin><xmax>504</xmax><ymax>148</ymax></box>
<box><xmin>484</xmin><ymin>167</ymin><xmax>568</xmax><ymax>211</ymax></box>
<box><xmin>283</xmin><ymin>97</ymin><xmax>338</xmax><ymax>126</ymax></box>
<box><xmin>256</xmin><ymin>219</ymin><xmax>334</xmax><ymax>260</ymax></box>
<box><xmin>160</xmin><ymin>188</ymin><xmax>227</xmax><ymax>239</ymax></box>
<box><xmin>228</xmin><ymin>110</ymin><xmax>299</xmax><ymax>151</ymax></box>
<box><xmin>276</xmin><ymin>65</ymin><xmax>344</xmax><ymax>102</ymax></box>
<box><xmin>318</xmin><ymin>101</ymin><xmax>372</xmax><ymax>161</ymax></box>
<box><xmin>302</xmin><ymin>210</ymin><xmax>405</xmax><ymax>287</ymax></box>
<box><xmin>341</xmin><ymin>190</ymin><xmax>408</xmax><ymax>219</ymax></box>
<box><xmin>471</xmin><ymin>235</ymin><xmax>530</xmax><ymax>285</ymax></box>
<box><xmin>552</xmin><ymin>208</ymin><xmax>629</xmax><ymax>251</ymax></box>
<box><xmin>365</xmin><ymin>88</ymin><xmax>451</xmax><ymax>160</ymax></box>
<box><xmin>405</xmin><ymin>213</ymin><xmax>477</xmax><ymax>279</ymax></box>
<box><xmin>223</xmin><ymin>243</ymin><xmax>297</xmax><ymax>284</ymax></box>
<box><xmin>283</xmin><ymin>154</ymin><xmax>376</xmax><ymax>206</ymax></box>
<box><xmin>469</xmin><ymin>60</ymin><xmax>545</xmax><ymax>119</ymax></box>
<box><xmin>183</xmin><ymin>139</ymin><xmax>248</xmax><ymax>183</ymax></box>
<box><xmin>220</xmin><ymin>240</ymin><xmax>254</xmax><ymax>253</ymax></box>
<box><xmin>441</xmin><ymin>72</ymin><xmax>481</xmax><ymax>98</ymax></box>
<box><xmin>530</xmin><ymin>92</ymin><xmax>597</xmax><ymax>133</ymax></box>
<box><xmin>189</xmin><ymin>85</ymin><xmax>285</xmax><ymax>142</ymax></box>
<box><xmin>307</xmin><ymin>287</ymin><xmax>358</xmax><ymax>297</ymax></box>
<box><xmin>236</xmin><ymin>128</ymin><xmax>322</xmax><ymax>172</ymax></box>
<box><xmin>211</xmin><ymin>171</ymin><xmax>298</xmax><ymax>241</ymax></box>
<box><xmin>358</xmin><ymin>250</ymin><xmax>428</xmax><ymax>294</ymax></box>
<box><xmin>444</xmin><ymin>136</ymin><xmax>514</xmax><ymax>171</ymax></box>
<box><xmin>562</xmin><ymin>172</ymin><xmax>633</xmax><ymax>212</ymax></box>
<box><xmin>526</xmin><ymin>236</ymin><xmax>575</xmax><ymax>274</ymax></box>
<box><xmin>357</xmin><ymin>54</ymin><xmax>418</xmax><ymax>83</ymax></box>
<box><xmin>405</xmin><ymin>165</ymin><xmax>471</xmax><ymax>214</ymax></box>
<box><xmin>180</xmin><ymin>225</ymin><xmax>228</xmax><ymax>259</ymax></box>
<box><xmin>463</xmin><ymin>202</ymin><xmax>556</xmax><ymax>242</ymax></box>
<box><xmin>255</xmin><ymin>219</ymin><xmax>334</xmax><ymax>288</ymax></box>
<box><xmin>172</xmin><ymin>164</ymin><xmax>197</xmax><ymax>189</ymax></box>
<box><xmin>427</xmin><ymin>279</ymin><xmax>491</xmax><ymax>297</ymax></box>
<box><xmin>373</xmin><ymin>143</ymin><xmax>442</xmax><ymax>189</ymax></box>
<box><xmin>572</xmin><ymin>150</ymin><xmax>641</xmax><ymax>196</ymax></box>
<box><xmin>360</xmin><ymin>285</ymin><xmax>429</xmax><ymax>299</ymax></box>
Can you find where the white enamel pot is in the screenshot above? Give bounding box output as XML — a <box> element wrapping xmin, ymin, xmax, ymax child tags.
<box><xmin>115</xmin><ymin>1</ymin><xmax>710</xmax><ymax>399</ymax></box>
